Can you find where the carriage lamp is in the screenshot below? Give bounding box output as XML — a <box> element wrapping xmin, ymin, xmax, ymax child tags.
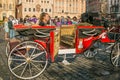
<box><xmin>78</xmin><ymin>39</ymin><xmax>83</xmax><ymax>49</ymax></box>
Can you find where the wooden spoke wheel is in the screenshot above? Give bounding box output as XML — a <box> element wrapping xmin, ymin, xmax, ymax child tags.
<box><xmin>8</xmin><ymin>41</ymin><xmax>48</xmax><ymax>80</ymax></box>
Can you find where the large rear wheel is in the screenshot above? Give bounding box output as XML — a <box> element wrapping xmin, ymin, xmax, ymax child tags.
<box><xmin>110</xmin><ymin>41</ymin><xmax>120</xmax><ymax>67</ymax></box>
<box><xmin>8</xmin><ymin>41</ymin><xmax>48</xmax><ymax>80</ymax></box>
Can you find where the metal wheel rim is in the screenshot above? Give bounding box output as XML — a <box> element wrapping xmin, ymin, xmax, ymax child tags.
<box><xmin>8</xmin><ymin>41</ymin><xmax>48</xmax><ymax>80</ymax></box>
<box><xmin>6</xmin><ymin>42</ymin><xmax>10</xmax><ymax>57</ymax></box>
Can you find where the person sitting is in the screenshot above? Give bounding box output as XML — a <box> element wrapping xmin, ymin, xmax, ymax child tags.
<box><xmin>39</xmin><ymin>12</ymin><xmax>50</xmax><ymax>26</ymax></box>
<box><xmin>35</xmin><ymin>13</ymin><xmax>54</xmax><ymax>38</ymax></box>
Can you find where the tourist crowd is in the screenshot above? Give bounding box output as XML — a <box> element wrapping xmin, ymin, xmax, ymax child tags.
<box><xmin>3</xmin><ymin>13</ymin><xmax>82</xmax><ymax>40</ymax></box>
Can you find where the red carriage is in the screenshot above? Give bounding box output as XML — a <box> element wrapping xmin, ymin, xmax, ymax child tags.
<box><xmin>6</xmin><ymin>24</ymin><xmax>120</xmax><ymax>79</ymax></box>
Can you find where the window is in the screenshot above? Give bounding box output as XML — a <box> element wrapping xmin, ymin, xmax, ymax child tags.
<box><xmin>3</xmin><ymin>4</ymin><xmax>5</xmax><ymax>9</ymax></box>
<box><xmin>9</xmin><ymin>4</ymin><xmax>12</xmax><ymax>9</ymax></box>
<box><xmin>0</xmin><ymin>3</ymin><xmax>2</xmax><ymax>8</ymax></box>
<box><xmin>62</xmin><ymin>10</ymin><xmax>64</xmax><ymax>13</ymax></box>
<box><xmin>24</xmin><ymin>8</ymin><xmax>27</xmax><ymax>12</ymax></box>
<box><xmin>41</xmin><ymin>8</ymin><xmax>43</xmax><ymax>12</ymax></box>
<box><xmin>33</xmin><ymin>8</ymin><xmax>35</xmax><ymax>12</ymax></box>
<box><xmin>49</xmin><ymin>9</ymin><xmax>51</xmax><ymax>12</ymax></box>
<box><xmin>29</xmin><ymin>8</ymin><xmax>31</xmax><ymax>12</ymax></box>
<box><xmin>45</xmin><ymin>9</ymin><xmax>47</xmax><ymax>12</ymax></box>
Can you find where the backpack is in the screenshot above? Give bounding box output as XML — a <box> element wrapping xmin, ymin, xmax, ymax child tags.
<box><xmin>8</xmin><ymin>21</ymin><xmax>13</xmax><ymax>29</ymax></box>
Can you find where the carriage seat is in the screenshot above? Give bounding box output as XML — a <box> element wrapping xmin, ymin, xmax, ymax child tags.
<box><xmin>60</xmin><ymin>25</ymin><xmax>76</xmax><ymax>47</ymax></box>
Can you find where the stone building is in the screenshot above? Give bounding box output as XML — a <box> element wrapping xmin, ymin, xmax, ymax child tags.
<box><xmin>16</xmin><ymin>0</ymin><xmax>40</xmax><ymax>19</ymax></box>
<box><xmin>110</xmin><ymin>0</ymin><xmax>120</xmax><ymax>18</ymax></box>
<box><xmin>16</xmin><ymin>0</ymin><xmax>86</xmax><ymax>19</ymax></box>
<box><xmin>0</xmin><ymin>0</ymin><xmax>16</xmax><ymax>20</ymax></box>
<box><xmin>87</xmin><ymin>0</ymin><xmax>108</xmax><ymax>15</ymax></box>
<box><xmin>53</xmin><ymin>0</ymin><xmax>86</xmax><ymax>18</ymax></box>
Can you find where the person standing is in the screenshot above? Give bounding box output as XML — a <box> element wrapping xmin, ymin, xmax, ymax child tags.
<box><xmin>72</xmin><ymin>16</ymin><xmax>78</xmax><ymax>24</ymax></box>
<box><xmin>8</xmin><ymin>16</ymin><xmax>16</xmax><ymax>39</ymax></box>
<box><xmin>4</xmin><ymin>17</ymin><xmax>9</xmax><ymax>40</ymax></box>
<box><xmin>67</xmin><ymin>17</ymin><xmax>72</xmax><ymax>25</ymax></box>
<box><xmin>56</xmin><ymin>18</ymin><xmax>61</xmax><ymax>27</ymax></box>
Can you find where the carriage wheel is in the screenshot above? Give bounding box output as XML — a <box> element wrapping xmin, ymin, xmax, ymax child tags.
<box><xmin>110</xmin><ymin>41</ymin><xmax>120</xmax><ymax>67</ymax></box>
<box><xmin>84</xmin><ymin>41</ymin><xmax>99</xmax><ymax>58</ymax></box>
<box><xmin>84</xmin><ymin>47</ymin><xmax>98</xmax><ymax>58</ymax></box>
<box><xmin>6</xmin><ymin>42</ymin><xmax>10</xmax><ymax>57</ymax></box>
<box><xmin>8</xmin><ymin>41</ymin><xmax>48</xmax><ymax>80</ymax></box>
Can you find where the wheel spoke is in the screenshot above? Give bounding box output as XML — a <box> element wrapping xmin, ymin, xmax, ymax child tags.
<box><xmin>32</xmin><ymin>60</ymin><xmax>46</xmax><ymax>63</ymax></box>
<box><xmin>31</xmin><ymin>52</ymin><xmax>45</xmax><ymax>59</ymax></box>
<box><xmin>112</xmin><ymin>55</ymin><xmax>117</xmax><ymax>60</ymax></box>
<box><xmin>9</xmin><ymin>58</ymin><xmax>26</xmax><ymax>61</ymax></box>
<box><xmin>15</xmin><ymin>49</ymin><xmax>26</xmax><ymax>58</ymax></box>
<box><xmin>20</xmin><ymin>63</ymin><xmax>28</xmax><ymax>77</ymax></box>
<box><xmin>29</xmin><ymin>63</ymin><xmax>32</xmax><ymax>77</ymax></box>
<box><xmin>31</xmin><ymin>62</ymin><xmax>41</xmax><ymax>71</ymax></box>
<box><xmin>25</xmin><ymin>42</ymin><xmax>29</xmax><ymax>57</ymax></box>
<box><xmin>87</xmin><ymin>51</ymin><xmax>90</xmax><ymax>57</ymax></box>
<box><xmin>30</xmin><ymin>44</ymin><xmax>38</xmax><ymax>58</ymax></box>
<box><xmin>12</xmin><ymin>62</ymin><xmax>26</xmax><ymax>71</ymax></box>
<box><xmin>113</xmin><ymin>56</ymin><xmax>119</xmax><ymax>65</ymax></box>
<box><xmin>117</xmin><ymin>43</ymin><xmax>120</xmax><ymax>55</ymax></box>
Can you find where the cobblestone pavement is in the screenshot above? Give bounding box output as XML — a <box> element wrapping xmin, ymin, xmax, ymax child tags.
<box><xmin>0</xmin><ymin>30</ymin><xmax>120</xmax><ymax>80</ymax></box>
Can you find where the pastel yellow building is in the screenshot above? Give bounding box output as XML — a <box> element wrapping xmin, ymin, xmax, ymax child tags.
<box><xmin>16</xmin><ymin>0</ymin><xmax>86</xmax><ymax>18</ymax></box>
<box><xmin>0</xmin><ymin>0</ymin><xmax>16</xmax><ymax>20</ymax></box>
<box><xmin>53</xmin><ymin>0</ymin><xmax>86</xmax><ymax>18</ymax></box>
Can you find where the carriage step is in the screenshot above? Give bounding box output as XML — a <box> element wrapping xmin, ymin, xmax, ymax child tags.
<box><xmin>62</xmin><ymin>60</ymin><xmax>71</xmax><ymax>65</ymax></box>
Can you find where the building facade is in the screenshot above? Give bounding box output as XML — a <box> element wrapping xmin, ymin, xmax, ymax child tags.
<box><xmin>87</xmin><ymin>0</ymin><xmax>108</xmax><ymax>15</ymax></box>
<box><xmin>16</xmin><ymin>0</ymin><xmax>53</xmax><ymax>18</ymax></box>
<box><xmin>110</xmin><ymin>0</ymin><xmax>120</xmax><ymax>18</ymax></box>
<box><xmin>53</xmin><ymin>0</ymin><xmax>86</xmax><ymax>18</ymax></box>
<box><xmin>16</xmin><ymin>0</ymin><xmax>86</xmax><ymax>19</ymax></box>
<box><xmin>0</xmin><ymin>0</ymin><xmax>16</xmax><ymax>20</ymax></box>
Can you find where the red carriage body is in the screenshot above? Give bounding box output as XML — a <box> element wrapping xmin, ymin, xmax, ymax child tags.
<box><xmin>7</xmin><ymin>24</ymin><xmax>119</xmax><ymax>80</ymax></box>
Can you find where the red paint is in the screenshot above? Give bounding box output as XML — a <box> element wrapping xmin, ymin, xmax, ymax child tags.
<box><xmin>14</xmin><ymin>24</ymin><xmax>56</xmax><ymax>30</ymax></box>
<box><xmin>50</xmin><ymin>31</ymin><xmax>55</xmax><ymax>62</ymax></box>
<box><xmin>77</xmin><ymin>26</ymin><xmax>104</xmax><ymax>29</ymax></box>
<box><xmin>100</xmin><ymin>33</ymin><xmax>115</xmax><ymax>43</ymax></box>
<box><xmin>34</xmin><ymin>40</ymin><xmax>47</xmax><ymax>49</ymax></box>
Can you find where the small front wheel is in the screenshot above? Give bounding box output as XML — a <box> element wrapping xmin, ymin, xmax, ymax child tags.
<box><xmin>84</xmin><ymin>47</ymin><xmax>98</xmax><ymax>58</ymax></box>
<box><xmin>8</xmin><ymin>41</ymin><xmax>48</xmax><ymax>80</ymax></box>
<box><xmin>110</xmin><ymin>41</ymin><xmax>120</xmax><ymax>67</ymax></box>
